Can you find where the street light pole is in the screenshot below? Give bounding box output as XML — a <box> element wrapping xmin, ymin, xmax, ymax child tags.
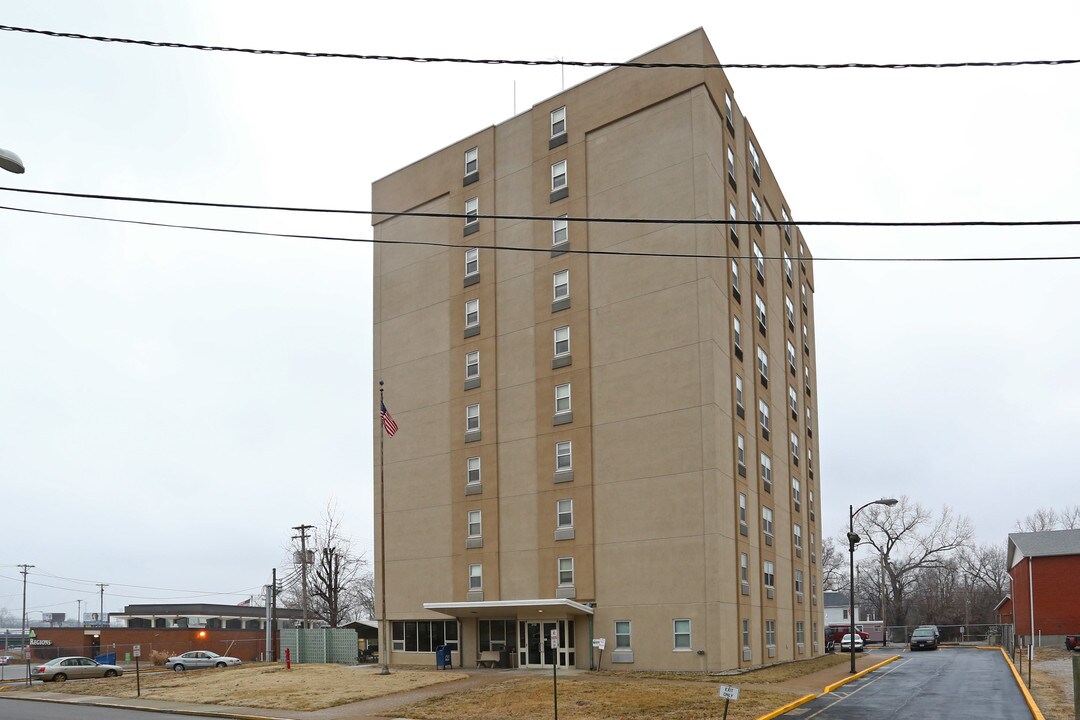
<box><xmin>848</xmin><ymin>498</ymin><xmax>898</xmax><ymax>673</ymax></box>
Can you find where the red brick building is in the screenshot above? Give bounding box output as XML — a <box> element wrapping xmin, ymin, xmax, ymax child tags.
<box><xmin>1007</xmin><ymin>529</ymin><xmax>1080</xmax><ymax>643</ymax></box>
<box><xmin>25</xmin><ymin>627</ymin><xmax>269</xmax><ymax>664</ymax></box>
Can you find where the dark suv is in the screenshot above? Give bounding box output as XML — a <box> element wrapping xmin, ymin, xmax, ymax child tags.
<box><xmin>910</xmin><ymin>627</ymin><xmax>938</xmax><ymax>651</ymax></box>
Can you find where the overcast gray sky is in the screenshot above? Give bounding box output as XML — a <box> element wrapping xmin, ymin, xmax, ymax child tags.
<box><xmin>2</xmin><ymin>0</ymin><xmax>1078</xmax><ymax>619</ymax></box>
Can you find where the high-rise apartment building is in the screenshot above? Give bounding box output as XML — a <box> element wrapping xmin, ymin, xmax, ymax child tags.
<box><xmin>372</xmin><ymin>28</ymin><xmax>823</xmax><ymax>672</ymax></box>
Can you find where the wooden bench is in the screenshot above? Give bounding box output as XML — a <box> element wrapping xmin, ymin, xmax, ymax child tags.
<box><xmin>476</xmin><ymin>650</ymin><xmax>501</xmax><ymax>668</ymax></box>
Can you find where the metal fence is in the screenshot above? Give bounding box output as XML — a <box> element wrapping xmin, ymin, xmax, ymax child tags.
<box><xmin>278</xmin><ymin>628</ymin><xmax>358</xmax><ymax>664</ymax></box>
<box><xmin>884</xmin><ymin>623</ymin><xmax>1012</xmax><ymax>648</ymax></box>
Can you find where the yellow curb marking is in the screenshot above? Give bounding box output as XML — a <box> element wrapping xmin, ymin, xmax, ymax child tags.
<box><xmin>998</xmin><ymin>647</ymin><xmax>1046</xmax><ymax>720</ymax></box>
<box><xmin>822</xmin><ymin>654</ymin><xmax>900</xmax><ymax>694</ymax></box>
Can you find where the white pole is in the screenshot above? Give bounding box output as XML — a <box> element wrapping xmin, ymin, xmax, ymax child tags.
<box><xmin>1028</xmin><ymin>558</ymin><xmax>1035</xmax><ymax>661</ymax></box>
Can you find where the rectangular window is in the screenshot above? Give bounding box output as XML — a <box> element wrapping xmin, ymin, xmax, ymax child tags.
<box><xmin>740</xmin><ymin>552</ymin><xmax>749</xmax><ymax>582</ymax></box>
<box><xmin>803</xmin><ymin>323</ymin><xmax>810</xmax><ymax>354</ymax></box>
<box><xmin>760</xmin><ymin>452</ymin><xmax>772</xmax><ymax>492</ymax></box>
<box><xmin>726</xmin><ymin>147</ymin><xmax>736</xmax><ymax>181</ymax></box>
<box><xmin>465</xmin><ymin>197</ymin><xmax>478</xmax><ymax>225</ymax></box>
<box><xmin>809</xmin><ymin>490</ymin><xmax>815</xmax><ymax>520</ymax></box>
<box><xmin>557</xmin><ymin>499</ymin><xmax>573</xmax><ymax>528</ymax></box>
<box><xmin>787</xmin><ymin>341</ymin><xmax>797</xmax><ymax>374</ymax></box>
<box><xmin>725</xmin><ymin>92</ymin><xmax>733</xmax><ymax>124</ymax></box>
<box><xmin>465</xmin><ymin>298</ymin><xmax>479</xmax><ymax>328</ymax></box>
<box><xmin>467</xmin><ymin>509</ymin><xmax>482</xmax><ymax>538</ymax></box>
<box><xmin>465</xmin><ymin>147</ymin><xmax>478</xmax><ymax>176</ymax></box>
<box><xmin>465</xmin><ymin>351</ymin><xmax>480</xmax><ymax>380</ymax></box>
<box><xmin>554</xmin><ymin>326</ymin><xmax>570</xmax><ymax>356</ymax></box>
<box><xmin>757</xmin><ymin>346</ymin><xmax>769</xmax><ymax>383</ymax></box>
<box><xmin>735</xmin><ymin>374</ymin><xmax>744</xmax><ymax>415</ymax></box>
<box><xmin>673</xmin><ymin>619</ymin><xmax>692</xmax><ymax>650</ymax></box>
<box><xmin>731</xmin><ymin>260</ymin><xmax>740</xmax><ymax>295</ymax></box>
<box><xmin>785</xmin><ymin>296</ymin><xmax>795</xmax><ymax>328</ymax></box>
<box><xmin>762</xmin><ymin>506</ymin><xmax>774</xmax><ymax>538</ymax></box>
<box><xmin>751</xmin><ymin>191</ymin><xmax>762</xmax><ymax>223</ymax></box>
<box><xmin>615</xmin><ymin>621</ymin><xmax>631</xmax><ymax>649</ymax></box>
<box><xmin>551</xmin><ymin>106</ymin><xmax>566</xmax><ymax>137</ymax></box>
<box><xmin>553</xmin><ymin>269</ymin><xmax>570</xmax><ymax>300</ymax></box>
<box><xmin>466</xmin><ymin>403</ymin><xmax>480</xmax><ymax>432</ymax></box>
<box><xmin>801</xmin><ymin>283</ymin><xmax>808</xmax><ymax>310</ymax></box>
<box><xmin>465</xmin><ymin>247</ymin><xmax>479</xmax><ymax>277</ymax></box>
<box><xmin>792</xmin><ymin>477</ymin><xmax>801</xmax><ymax>508</ymax></box>
<box><xmin>784</xmin><ymin>251</ymin><xmax>793</xmax><ymax>283</ymax></box>
<box><xmin>765</xmin><ymin>619</ymin><xmax>776</xmax><ymax>647</ymax></box>
<box><xmin>556</xmin><ymin>441</ymin><xmax>572</xmax><ymax>471</ymax></box>
<box><xmin>796</xmin><ymin>621</ymin><xmax>805</xmax><ymax>645</ymax></box>
<box><xmin>754</xmin><ymin>293</ymin><xmax>766</xmax><ymax>330</ymax></box>
<box><xmin>789</xmin><ymin>385</ymin><xmax>798</xmax><ymax>415</ymax></box>
<box><xmin>733</xmin><ymin>316</ymin><xmax>743</xmax><ymax>354</ymax></box>
<box><xmin>551</xmin><ymin>160</ymin><xmax>568</xmax><ymax>191</ymax></box>
<box><xmin>553</xmin><ymin>214</ymin><xmax>568</xmax><ymax>246</ymax></box>
<box><xmin>742</xmin><ymin>619</ymin><xmax>750</xmax><ymax>649</ymax></box>
<box><xmin>555</xmin><ymin>383</ymin><xmax>571</xmax><ymax>414</ymax></box>
<box><xmin>805</xmin><ymin>365</ymin><xmax>812</xmax><ymax>395</ymax></box>
<box><xmin>782</xmin><ymin>207</ymin><xmax>791</xmax><ymax>241</ymax></box>
<box><xmin>811</xmin><ymin>532</ymin><xmax>817</xmax><ymax>563</ymax></box>
<box><xmin>392</xmin><ymin>620</ymin><xmax>459</xmax><ymax>653</ymax></box>
<box><xmin>729</xmin><ymin>202</ymin><xmax>739</xmax><ymax>243</ymax></box>
<box><xmin>558</xmin><ymin>557</ymin><xmax>574</xmax><ymax>586</ymax></box>
<box><xmin>758</xmin><ymin>399</ymin><xmax>770</xmax><ymax>435</ymax></box>
<box><xmin>763</xmin><ymin>560</ymin><xmax>775</xmax><ymax>588</ymax></box>
<box><xmin>739</xmin><ymin>492</ymin><xmax>748</xmax><ymax>530</ymax></box>
<box><xmin>753</xmin><ymin>241</ymin><xmax>765</xmax><ymax>278</ymax></box>
<box><xmin>737</xmin><ymin>435</ymin><xmax>746</xmax><ymax>475</ymax></box>
<box><xmin>748</xmin><ymin>140</ymin><xmax>760</xmax><ymax>180</ymax></box>
<box><xmin>794</xmin><ymin>523</ymin><xmax>803</xmax><ymax>550</ymax></box>
<box><xmin>467</xmin><ymin>456</ymin><xmax>481</xmax><ymax>485</ymax></box>
<box><xmin>791</xmin><ymin>432</ymin><xmax>800</xmax><ymax>461</ymax></box>
<box><xmin>806</xmin><ymin>406</ymin><xmax>813</xmax><ymax>434</ymax></box>
<box><xmin>468</xmin><ymin>563</ymin><xmax>482</xmax><ymax>590</ymax></box>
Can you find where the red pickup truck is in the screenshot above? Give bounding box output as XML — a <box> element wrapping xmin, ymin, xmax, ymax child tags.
<box><xmin>1066</xmin><ymin>635</ymin><xmax>1079</xmax><ymax>651</ymax></box>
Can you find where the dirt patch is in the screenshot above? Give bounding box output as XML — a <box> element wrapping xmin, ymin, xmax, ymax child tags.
<box><xmin>392</xmin><ymin>677</ymin><xmax>800</xmax><ymax>720</ymax></box>
<box><xmin>1030</xmin><ymin>647</ymin><xmax>1078</xmax><ymax>720</ymax></box>
<box><xmin>18</xmin><ymin>664</ymin><xmax>466</xmax><ymax>711</ymax></box>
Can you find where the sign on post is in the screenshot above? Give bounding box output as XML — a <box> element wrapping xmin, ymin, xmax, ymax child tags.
<box><xmin>718</xmin><ymin>684</ymin><xmax>739</xmax><ymax>720</ymax></box>
<box><xmin>133</xmin><ymin>645</ymin><xmax>141</xmax><ymax>658</ymax></box>
<box><xmin>550</xmin><ymin>629</ymin><xmax>559</xmax><ymax>648</ymax></box>
<box><xmin>592</xmin><ymin>638</ymin><xmax>606</xmax><ymax>650</ymax></box>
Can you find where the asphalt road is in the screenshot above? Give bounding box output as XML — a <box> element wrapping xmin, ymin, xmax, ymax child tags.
<box><xmin>787</xmin><ymin>649</ymin><xmax>1033</xmax><ymax>720</ymax></box>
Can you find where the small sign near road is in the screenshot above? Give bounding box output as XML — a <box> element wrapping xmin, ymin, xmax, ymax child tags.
<box><xmin>592</xmin><ymin>638</ymin><xmax>606</xmax><ymax>650</ymax></box>
<box><xmin>718</xmin><ymin>684</ymin><xmax>740</xmax><ymax>700</ymax></box>
<box><xmin>133</xmin><ymin>645</ymin><xmax>141</xmax><ymax>658</ymax></box>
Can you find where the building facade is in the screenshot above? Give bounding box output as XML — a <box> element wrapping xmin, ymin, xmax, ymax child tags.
<box><xmin>372</xmin><ymin>29</ymin><xmax>824</xmax><ymax>671</ymax></box>
<box><xmin>1007</xmin><ymin>529</ymin><xmax>1080</xmax><ymax>644</ymax></box>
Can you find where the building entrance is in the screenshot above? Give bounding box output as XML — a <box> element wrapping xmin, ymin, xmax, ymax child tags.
<box><xmin>518</xmin><ymin>619</ymin><xmax>574</xmax><ymax>668</ymax></box>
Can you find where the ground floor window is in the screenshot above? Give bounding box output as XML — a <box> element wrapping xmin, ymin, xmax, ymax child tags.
<box><xmin>478</xmin><ymin>619</ymin><xmax>516</xmax><ymax>652</ymax></box>
<box><xmin>391</xmin><ymin>620</ymin><xmax>459</xmax><ymax>653</ymax></box>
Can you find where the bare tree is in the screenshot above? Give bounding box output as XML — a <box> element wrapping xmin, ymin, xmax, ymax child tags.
<box><xmin>820</xmin><ymin>538</ymin><xmax>846</xmax><ymax>591</ymax></box>
<box><xmin>1058</xmin><ymin>505</ymin><xmax>1080</xmax><ymax>530</ymax></box>
<box><xmin>1014</xmin><ymin>507</ymin><xmax>1060</xmax><ymax>533</ymax></box>
<box><xmin>854</xmin><ymin>497</ymin><xmax>974</xmax><ymax>627</ymax></box>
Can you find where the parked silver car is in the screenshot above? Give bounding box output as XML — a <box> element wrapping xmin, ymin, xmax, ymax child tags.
<box><xmin>31</xmin><ymin>656</ymin><xmax>123</xmax><ymax>682</ymax></box>
<box><xmin>165</xmin><ymin>650</ymin><xmax>242</xmax><ymax>671</ymax></box>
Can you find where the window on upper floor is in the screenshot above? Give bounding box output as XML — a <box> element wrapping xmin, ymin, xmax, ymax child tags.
<box><xmin>763</xmin><ymin>560</ymin><xmax>775</xmax><ymax>588</ymax></box>
<box><xmin>551</xmin><ymin>106</ymin><xmax>566</xmax><ymax>138</ymax></box>
<box><xmin>757</xmin><ymin>346</ymin><xmax>769</xmax><ymax>385</ymax></box>
<box><xmin>724</xmin><ymin>91</ymin><xmax>733</xmax><ymax>126</ymax></box>
<box><xmin>554</xmin><ymin>325</ymin><xmax>570</xmax><ymax>357</ymax></box>
<box><xmin>727</xmin><ymin>147</ymin><xmax>736</xmax><ymax>183</ymax></box>
<box><xmin>553</xmin><ymin>214</ymin><xmax>568</xmax><ymax>246</ymax></box>
<box><xmin>466</xmin><ymin>404</ymin><xmax>480</xmax><ymax>432</ymax></box>
<box><xmin>733</xmin><ymin>316</ymin><xmax>743</xmax><ymax>356</ymax></box>
<box><xmin>760</xmin><ymin>452</ymin><xmax>772</xmax><ymax>492</ymax></box>
<box><xmin>791</xmin><ymin>432</ymin><xmax>800</xmax><ymax>463</ymax></box>
<box><xmin>785</xmin><ymin>296</ymin><xmax>795</xmax><ymax>329</ymax></box>
<box><xmin>465</xmin><ymin>247</ymin><xmax>479</xmax><ymax>277</ymax></box>
<box><xmin>784</xmin><ymin>251</ymin><xmax>793</xmax><ymax>284</ymax></box>
<box><xmin>741</xmin><ymin>552</ymin><xmax>749</xmax><ymax>582</ymax></box>
<box><xmin>551</xmin><ymin>160</ymin><xmax>568</xmax><ymax>192</ymax></box>
<box><xmin>749</xmin><ymin>140</ymin><xmax>761</xmax><ymax>181</ymax></box>
<box><xmin>469</xmin><ymin>563</ymin><xmax>482</xmax><ymax>590</ymax></box>
<box><xmin>762</xmin><ymin>506</ymin><xmax>774</xmax><ymax>538</ymax></box>
<box><xmin>751</xmin><ymin>191</ymin><xmax>762</xmax><ymax>224</ymax></box>
<box><xmin>465</xmin><ymin>298</ymin><xmax>479</xmax><ymax>328</ymax></box>
<box><xmin>735</xmin><ymin>374</ymin><xmax>744</xmax><ymax>416</ymax></box>
<box><xmin>465</xmin><ymin>350</ymin><xmax>480</xmax><ymax>380</ymax></box>
<box><xmin>795</xmin><ymin>569</ymin><xmax>804</xmax><ymax>594</ymax></box>
<box><xmin>755</xmin><ymin>293</ymin><xmax>766</xmax><ymax>331</ymax></box>
<box><xmin>789</xmin><ymin>385</ymin><xmax>798</xmax><ymax>415</ymax></box>
<box><xmin>556</xmin><ymin>441</ymin><xmax>573</xmax><ymax>472</ymax></box>
<box><xmin>465</xmin><ymin>197</ymin><xmax>478</xmax><ymax>225</ymax></box>
<box><xmin>464</xmin><ymin>147</ymin><xmax>478</xmax><ymax>176</ymax></box>
<box><xmin>792</xmin><ymin>477</ymin><xmax>801</xmax><ymax>509</ymax></box>
<box><xmin>557</xmin><ymin>499</ymin><xmax>573</xmax><ymax>529</ymax></box>
<box><xmin>787</xmin><ymin>341</ymin><xmax>797</xmax><ymax>374</ymax></box>
<box><xmin>553</xmin><ymin>269</ymin><xmax>570</xmax><ymax>301</ymax></box>
<box><xmin>737</xmin><ymin>434</ymin><xmax>747</xmax><ymax>476</ymax></box>
<box><xmin>758</xmin><ymin>399</ymin><xmax>770</xmax><ymax>437</ymax></box>
<box><xmin>728</xmin><ymin>201</ymin><xmax>739</xmax><ymax>244</ymax></box>
<box><xmin>558</xmin><ymin>557</ymin><xmax>575</xmax><ymax>586</ymax></box>
<box><xmin>467</xmin><ymin>456</ymin><xmax>481</xmax><ymax>485</ymax></box>
<box><xmin>739</xmin><ymin>492</ymin><xmax>748</xmax><ymax>532</ymax></box>
<box><xmin>782</xmin><ymin>207</ymin><xmax>791</xmax><ymax>242</ymax></box>
<box><xmin>467</xmin><ymin>509</ymin><xmax>482</xmax><ymax>538</ymax></box>
<box><xmin>555</xmin><ymin>383</ymin><xmax>571</xmax><ymax>415</ymax></box>
<box><xmin>794</xmin><ymin>523</ymin><xmax>803</xmax><ymax>551</ymax></box>
<box><xmin>753</xmin><ymin>241</ymin><xmax>765</xmax><ymax>280</ymax></box>
<box><xmin>731</xmin><ymin>259</ymin><xmax>740</xmax><ymax>298</ymax></box>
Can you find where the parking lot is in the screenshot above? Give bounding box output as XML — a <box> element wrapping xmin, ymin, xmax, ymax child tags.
<box><xmin>781</xmin><ymin>649</ymin><xmax>1035</xmax><ymax>720</ymax></box>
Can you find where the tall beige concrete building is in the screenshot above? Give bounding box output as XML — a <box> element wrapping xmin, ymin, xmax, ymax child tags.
<box><xmin>372</xmin><ymin>28</ymin><xmax>824</xmax><ymax>672</ymax></box>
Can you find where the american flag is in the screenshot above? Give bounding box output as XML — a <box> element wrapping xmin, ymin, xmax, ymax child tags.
<box><xmin>381</xmin><ymin>401</ymin><xmax>398</xmax><ymax>437</ymax></box>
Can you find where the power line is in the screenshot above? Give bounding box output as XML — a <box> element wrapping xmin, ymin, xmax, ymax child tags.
<box><xmin>2</xmin><ymin>201</ymin><xmax>1080</xmax><ymax>264</ymax></box>
<box><xmin>2</xmin><ymin>185</ymin><xmax>1079</xmax><ymax>228</ymax></box>
<box><xmin>1</xmin><ymin>24</ymin><xmax>1077</xmax><ymax>71</ymax></box>
<box><xmin>32</xmin><ymin>569</ymin><xmax>263</xmax><ymax>596</ymax></box>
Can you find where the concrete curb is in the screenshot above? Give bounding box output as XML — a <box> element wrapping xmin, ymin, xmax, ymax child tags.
<box><xmin>753</xmin><ymin>693</ymin><xmax>817</xmax><ymax>720</ymax></box>
<box><xmin>998</xmin><ymin>647</ymin><xmax>1047</xmax><ymax>720</ymax></box>
<box><xmin>821</xmin><ymin>654</ymin><xmax>900</xmax><ymax>694</ymax></box>
<box><xmin>0</xmin><ymin>693</ymin><xmax>294</xmax><ymax>720</ymax></box>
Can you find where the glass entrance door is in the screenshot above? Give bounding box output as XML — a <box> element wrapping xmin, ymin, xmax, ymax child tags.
<box><xmin>518</xmin><ymin>620</ymin><xmax>574</xmax><ymax>668</ymax></box>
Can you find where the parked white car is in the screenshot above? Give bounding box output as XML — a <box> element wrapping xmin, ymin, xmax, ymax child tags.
<box><xmin>165</xmin><ymin>650</ymin><xmax>242</xmax><ymax>671</ymax></box>
<box><xmin>840</xmin><ymin>633</ymin><xmax>865</xmax><ymax>653</ymax></box>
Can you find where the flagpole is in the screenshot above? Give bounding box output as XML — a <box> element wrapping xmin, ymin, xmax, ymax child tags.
<box><xmin>378</xmin><ymin>381</ymin><xmax>390</xmax><ymax>675</ymax></box>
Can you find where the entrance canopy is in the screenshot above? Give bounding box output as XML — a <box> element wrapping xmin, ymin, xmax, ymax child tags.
<box><xmin>423</xmin><ymin>598</ymin><xmax>593</xmax><ymax>619</ymax></box>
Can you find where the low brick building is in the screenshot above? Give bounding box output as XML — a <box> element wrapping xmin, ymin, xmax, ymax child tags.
<box><xmin>26</xmin><ymin>626</ymin><xmax>271</xmax><ymax>664</ymax></box>
<box><xmin>1007</xmin><ymin>529</ymin><xmax>1080</xmax><ymax>644</ymax></box>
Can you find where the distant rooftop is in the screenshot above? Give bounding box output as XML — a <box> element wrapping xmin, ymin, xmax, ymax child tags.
<box><xmin>1007</xmin><ymin>528</ymin><xmax>1080</xmax><ymax>567</ymax></box>
<box><xmin>120</xmin><ymin>603</ymin><xmax>306</xmax><ymax>619</ymax></box>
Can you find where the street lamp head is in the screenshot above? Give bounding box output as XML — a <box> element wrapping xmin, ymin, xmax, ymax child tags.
<box><xmin>877</xmin><ymin>498</ymin><xmax>899</xmax><ymax>507</ymax></box>
<box><xmin>0</xmin><ymin>147</ymin><xmax>26</xmax><ymax>174</ymax></box>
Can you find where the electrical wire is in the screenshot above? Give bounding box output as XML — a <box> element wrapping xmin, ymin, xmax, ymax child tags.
<box><xmin>2</xmin><ymin>185</ymin><xmax>1079</xmax><ymax>228</ymax></box>
<box><xmin>32</xmin><ymin>569</ymin><xmax>262</xmax><ymax>597</ymax></box>
<box><xmin>2</xmin><ymin>202</ymin><xmax>1079</xmax><ymax>263</ymax></box>
<box><xmin>1</xmin><ymin>24</ymin><xmax>1077</xmax><ymax>71</ymax></box>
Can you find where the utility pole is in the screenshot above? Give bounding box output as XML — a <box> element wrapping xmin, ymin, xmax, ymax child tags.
<box><xmin>271</xmin><ymin>568</ymin><xmax>279</xmax><ymax>662</ymax></box>
<box><xmin>19</xmin><ymin>564</ymin><xmax>34</xmax><ymax>686</ymax></box>
<box><xmin>97</xmin><ymin>583</ymin><xmax>108</xmax><ymax>625</ymax></box>
<box><xmin>77</xmin><ymin>599</ymin><xmax>82</xmax><ymax>627</ymax></box>
<box><xmin>292</xmin><ymin>525</ymin><xmax>315</xmax><ymax>630</ymax></box>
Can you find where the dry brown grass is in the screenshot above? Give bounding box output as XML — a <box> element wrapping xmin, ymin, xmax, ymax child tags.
<box><xmin>15</xmin><ymin>664</ymin><xmax>466</xmax><ymax>711</ymax></box>
<box><xmin>393</xmin><ymin>677</ymin><xmax>801</xmax><ymax>720</ymax></box>
<box><xmin>1029</xmin><ymin>647</ymin><xmax>1078</xmax><ymax>720</ymax></box>
<box><xmin>589</xmin><ymin>651</ymin><xmax>849</xmax><ymax>684</ymax></box>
